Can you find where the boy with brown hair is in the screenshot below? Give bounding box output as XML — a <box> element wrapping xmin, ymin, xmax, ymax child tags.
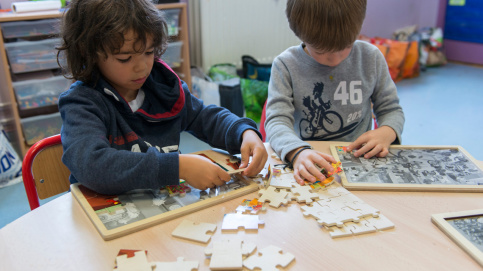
<box><xmin>265</xmin><ymin>0</ymin><xmax>404</xmax><ymax>185</ymax></box>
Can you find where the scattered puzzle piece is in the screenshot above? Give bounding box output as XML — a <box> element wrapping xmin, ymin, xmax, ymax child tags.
<box><xmin>325</xmin><ymin>224</ymin><xmax>353</xmax><ymax>238</ymax></box>
<box><xmin>305</xmin><ymin>180</ymin><xmax>326</xmax><ymax>191</ymax></box>
<box><xmin>344</xmin><ymin>221</ymin><xmax>377</xmax><ymax>235</ymax></box>
<box><xmin>236</xmin><ymin>198</ymin><xmax>266</xmax><ymax>214</ymax></box>
<box><xmin>258</xmin><ymin>186</ymin><xmax>289</xmax><ymax>208</ymax></box>
<box><xmin>152</xmin><ymin>257</ymin><xmax>199</xmax><ymax>271</ymax></box>
<box><xmin>243</xmin><ymin>245</ymin><xmax>295</xmax><ymax>271</ymax></box>
<box><xmin>269</xmin><ymin>166</ymin><xmax>296</xmax><ymax>188</ymax></box>
<box><xmin>301</xmin><ymin>201</ymin><xmax>360</xmax><ymax>227</ymax></box>
<box><xmin>362</xmin><ymin>214</ymin><xmax>395</xmax><ymax>231</ymax></box>
<box><xmin>171</xmin><ymin>220</ymin><xmax>217</xmax><ymax>243</ymax></box>
<box><xmin>290</xmin><ymin>184</ymin><xmax>320</xmax><ymax>203</ymax></box>
<box><xmin>314</xmin><ymin>185</ymin><xmax>352</xmax><ymax>203</ymax></box>
<box><xmin>205</xmin><ymin>239</ymin><xmax>256</xmax><ymax>270</ymax></box>
<box><xmin>221</xmin><ymin>213</ymin><xmax>265</xmax><ymax>231</ymax></box>
<box><xmin>344</xmin><ymin>200</ymin><xmax>380</xmax><ymax>218</ymax></box>
<box><xmin>114</xmin><ymin>250</ymin><xmax>152</xmax><ymax>271</ymax></box>
<box><xmin>301</xmin><ymin>184</ymin><xmax>386</xmax><ymax>230</ymax></box>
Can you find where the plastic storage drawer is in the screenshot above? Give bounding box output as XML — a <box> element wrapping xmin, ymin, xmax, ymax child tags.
<box><xmin>0</xmin><ymin>19</ymin><xmax>59</xmax><ymax>39</ymax></box>
<box><xmin>20</xmin><ymin>112</ymin><xmax>62</xmax><ymax>145</ymax></box>
<box><xmin>162</xmin><ymin>41</ymin><xmax>182</xmax><ymax>68</ymax></box>
<box><xmin>13</xmin><ymin>76</ymin><xmax>71</xmax><ymax>117</ymax></box>
<box><xmin>163</xmin><ymin>8</ymin><xmax>181</xmax><ymax>36</ymax></box>
<box><xmin>4</xmin><ymin>38</ymin><xmax>61</xmax><ymax>74</ymax></box>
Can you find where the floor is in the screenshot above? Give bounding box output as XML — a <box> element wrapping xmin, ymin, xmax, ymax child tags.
<box><xmin>1</xmin><ymin>62</ymin><xmax>482</xmax><ymax>229</ymax></box>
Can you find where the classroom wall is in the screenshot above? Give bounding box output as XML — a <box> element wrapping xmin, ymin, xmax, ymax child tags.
<box><xmin>360</xmin><ymin>0</ymin><xmax>440</xmax><ymax>38</ymax></box>
<box><xmin>437</xmin><ymin>0</ymin><xmax>483</xmax><ymax>65</ymax></box>
<box><xmin>360</xmin><ymin>0</ymin><xmax>483</xmax><ymax>65</ymax></box>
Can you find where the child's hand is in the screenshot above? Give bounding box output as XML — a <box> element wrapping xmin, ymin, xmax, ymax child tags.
<box><xmin>346</xmin><ymin>126</ymin><xmax>396</xmax><ymax>158</ymax></box>
<box><xmin>239</xmin><ymin>130</ymin><xmax>268</xmax><ymax>177</ymax></box>
<box><xmin>179</xmin><ymin>154</ymin><xmax>231</xmax><ymax>190</ymax></box>
<box><xmin>289</xmin><ymin>148</ymin><xmax>337</xmax><ymax>185</ymax></box>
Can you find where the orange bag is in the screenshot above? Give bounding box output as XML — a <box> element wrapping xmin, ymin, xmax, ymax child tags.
<box><xmin>363</xmin><ymin>37</ymin><xmax>420</xmax><ymax>82</ymax></box>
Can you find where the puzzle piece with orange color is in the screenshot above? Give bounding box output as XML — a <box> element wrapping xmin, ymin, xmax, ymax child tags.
<box><xmin>113</xmin><ymin>250</ymin><xmax>152</xmax><ymax>271</ymax></box>
<box><xmin>236</xmin><ymin>198</ymin><xmax>266</xmax><ymax>214</ymax></box>
<box><xmin>314</xmin><ymin>162</ymin><xmax>342</xmax><ymax>186</ymax></box>
<box><xmin>163</xmin><ymin>183</ymin><xmax>192</xmax><ymax>197</ymax></box>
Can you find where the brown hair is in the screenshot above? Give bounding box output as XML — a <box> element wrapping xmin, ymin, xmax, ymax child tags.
<box><xmin>286</xmin><ymin>0</ymin><xmax>366</xmax><ymax>52</ymax></box>
<box><xmin>56</xmin><ymin>0</ymin><xmax>169</xmax><ymax>84</ymax></box>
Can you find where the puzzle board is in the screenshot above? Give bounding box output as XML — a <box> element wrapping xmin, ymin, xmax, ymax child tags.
<box><xmin>330</xmin><ymin>144</ymin><xmax>483</xmax><ymax>192</ymax></box>
<box><xmin>431</xmin><ymin>209</ymin><xmax>483</xmax><ymax>267</ymax></box>
<box><xmin>71</xmin><ymin>175</ymin><xmax>258</xmax><ymax>240</ymax></box>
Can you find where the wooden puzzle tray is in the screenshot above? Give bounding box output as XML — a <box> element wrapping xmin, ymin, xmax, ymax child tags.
<box><xmin>330</xmin><ymin>144</ymin><xmax>483</xmax><ymax>192</ymax></box>
<box><xmin>72</xmin><ymin>176</ymin><xmax>258</xmax><ymax>240</ymax></box>
<box><xmin>431</xmin><ymin>209</ymin><xmax>483</xmax><ymax>267</ymax></box>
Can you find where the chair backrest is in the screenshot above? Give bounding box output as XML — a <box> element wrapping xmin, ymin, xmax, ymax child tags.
<box><xmin>22</xmin><ymin>134</ymin><xmax>71</xmax><ymax>210</ymax></box>
<box><xmin>260</xmin><ymin>100</ymin><xmax>267</xmax><ymax>142</ymax></box>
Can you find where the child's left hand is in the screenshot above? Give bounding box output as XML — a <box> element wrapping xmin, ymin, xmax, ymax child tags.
<box><xmin>346</xmin><ymin>126</ymin><xmax>396</xmax><ymax>158</ymax></box>
<box><xmin>239</xmin><ymin>130</ymin><xmax>268</xmax><ymax>176</ymax></box>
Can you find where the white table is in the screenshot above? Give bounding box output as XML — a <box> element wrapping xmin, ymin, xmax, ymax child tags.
<box><xmin>2</xmin><ymin>141</ymin><xmax>483</xmax><ymax>270</ymax></box>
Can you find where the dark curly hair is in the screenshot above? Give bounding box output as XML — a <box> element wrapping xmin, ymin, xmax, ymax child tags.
<box><xmin>56</xmin><ymin>0</ymin><xmax>169</xmax><ymax>84</ymax></box>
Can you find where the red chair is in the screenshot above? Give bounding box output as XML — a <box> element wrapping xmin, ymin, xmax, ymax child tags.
<box><xmin>259</xmin><ymin>100</ymin><xmax>268</xmax><ymax>141</ymax></box>
<box><xmin>22</xmin><ymin>134</ymin><xmax>71</xmax><ymax>210</ymax></box>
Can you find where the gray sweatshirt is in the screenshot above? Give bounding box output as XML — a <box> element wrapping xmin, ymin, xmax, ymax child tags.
<box><xmin>266</xmin><ymin>40</ymin><xmax>404</xmax><ymax>162</ymax></box>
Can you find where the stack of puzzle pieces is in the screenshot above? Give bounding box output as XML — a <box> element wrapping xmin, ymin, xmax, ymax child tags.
<box><xmin>260</xmin><ymin>165</ymin><xmax>395</xmax><ymax>238</ymax></box>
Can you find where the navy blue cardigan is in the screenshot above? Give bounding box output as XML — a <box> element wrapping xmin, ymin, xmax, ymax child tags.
<box><xmin>59</xmin><ymin>61</ymin><xmax>259</xmax><ymax>194</ymax></box>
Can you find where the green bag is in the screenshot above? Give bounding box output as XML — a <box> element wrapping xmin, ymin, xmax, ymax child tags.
<box><xmin>208</xmin><ymin>64</ymin><xmax>238</xmax><ymax>82</ymax></box>
<box><xmin>240</xmin><ymin>78</ymin><xmax>268</xmax><ymax>123</ymax></box>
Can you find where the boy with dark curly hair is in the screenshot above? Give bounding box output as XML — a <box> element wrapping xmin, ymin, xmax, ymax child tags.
<box><xmin>57</xmin><ymin>0</ymin><xmax>267</xmax><ymax>194</ymax></box>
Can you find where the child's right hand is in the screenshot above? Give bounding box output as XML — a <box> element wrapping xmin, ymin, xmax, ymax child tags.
<box><xmin>179</xmin><ymin>154</ymin><xmax>231</xmax><ymax>190</ymax></box>
<box><xmin>288</xmin><ymin>148</ymin><xmax>337</xmax><ymax>185</ymax></box>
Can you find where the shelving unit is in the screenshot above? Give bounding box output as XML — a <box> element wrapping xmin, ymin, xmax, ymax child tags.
<box><xmin>0</xmin><ymin>3</ymin><xmax>191</xmax><ymax>157</ymax></box>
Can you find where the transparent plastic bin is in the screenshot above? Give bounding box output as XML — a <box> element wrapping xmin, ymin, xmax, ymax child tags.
<box><xmin>163</xmin><ymin>8</ymin><xmax>181</xmax><ymax>36</ymax></box>
<box><xmin>20</xmin><ymin>112</ymin><xmax>62</xmax><ymax>145</ymax></box>
<box><xmin>4</xmin><ymin>38</ymin><xmax>61</xmax><ymax>74</ymax></box>
<box><xmin>0</xmin><ymin>19</ymin><xmax>59</xmax><ymax>39</ymax></box>
<box><xmin>162</xmin><ymin>41</ymin><xmax>182</xmax><ymax>68</ymax></box>
<box><xmin>13</xmin><ymin>75</ymin><xmax>71</xmax><ymax>115</ymax></box>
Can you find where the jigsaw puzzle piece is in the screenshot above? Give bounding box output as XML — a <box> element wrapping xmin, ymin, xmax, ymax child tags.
<box><xmin>344</xmin><ymin>221</ymin><xmax>377</xmax><ymax>235</ymax></box>
<box><xmin>325</xmin><ymin>224</ymin><xmax>353</xmax><ymax>238</ymax></box>
<box><xmin>315</xmin><ymin>185</ymin><xmax>351</xmax><ymax>203</ymax></box>
<box><xmin>362</xmin><ymin>214</ymin><xmax>395</xmax><ymax>231</ymax></box>
<box><xmin>171</xmin><ymin>220</ymin><xmax>217</xmax><ymax>243</ymax></box>
<box><xmin>344</xmin><ymin>201</ymin><xmax>380</xmax><ymax>218</ymax></box>
<box><xmin>221</xmin><ymin>213</ymin><xmax>265</xmax><ymax>231</ymax></box>
<box><xmin>269</xmin><ymin>166</ymin><xmax>297</xmax><ymax>189</ymax></box>
<box><xmin>205</xmin><ymin>239</ymin><xmax>256</xmax><ymax>270</ymax></box>
<box><xmin>290</xmin><ymin>184</ymin><xmax>320</xmax><ymax>204</ymax></box>
<box><xmin>258</xmin><ymin>186</ymin><xmax>289</xmax><ymax>208</ymax></box>
<box><xmin>236</xmin><ymin>198</ymin><xmax>266</xmax><ymax>214</ymax></box>
<box><xmin>164</xmin><ymin>183</ymin><xmax>192</xmax><ymax>197</ymax></box>
<box><xmin>114</xmin><ymin>250</ymin><xmax>152</xmax><ymax>271</ymax></box>
<box><xmin>301</xmin><ymin>202</ymin><xmax>345</xmax><ymax>227</ymax></box>
<box><xmin>152</xmin><ymin>257</ymin><xmax>199</xmax><ymax>271</ymax></box>
<box><xmin>243</xmin><ymin>245</ymin><xmax>295</xmax><ymax>271</ymax></box>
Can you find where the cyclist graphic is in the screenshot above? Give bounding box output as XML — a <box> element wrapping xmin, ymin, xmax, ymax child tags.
<box><xmin>299</xmin><ymin>82</ymin><xmax>357</xmax><ymax>140</ymax></box>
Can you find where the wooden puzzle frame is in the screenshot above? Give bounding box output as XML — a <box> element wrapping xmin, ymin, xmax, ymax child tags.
<box><xmin>330</xmin><ymin>144</ymin><xmax>483</xmax><ymax>192</ymax></box>
<box><xmin>71</xmin><ymin>175</ymin><xmax>259</xmax><ymax>241</ymax></box>
<box><xmin>431</xmin><ymin>209</ymin><xmax>483</xmax><ymax>267</ymax></box>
